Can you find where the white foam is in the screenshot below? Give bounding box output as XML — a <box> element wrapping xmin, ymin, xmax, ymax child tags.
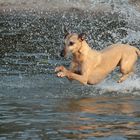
<box><xmin>95</xmin><ymin>75</ymin><xmax>140</xmax><ymax>95</ymax></box>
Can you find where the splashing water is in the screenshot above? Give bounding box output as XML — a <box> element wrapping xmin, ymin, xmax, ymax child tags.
<box><xmin>0</xmin><ymin>1</ymin><xmax>140</xmax><ymax>140</ymax></box>
<box><xmin>0</xmin><ymin>0</ymin><xmax>140</xmax><ymax>94</ymax></box>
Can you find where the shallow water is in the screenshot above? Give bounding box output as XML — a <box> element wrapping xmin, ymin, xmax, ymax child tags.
<box><xmin>0</xmin><ymin>0</ymin><xmax>140</xmax><ymax>140</ymax></box>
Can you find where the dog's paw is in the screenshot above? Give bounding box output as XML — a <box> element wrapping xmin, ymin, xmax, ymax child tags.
<box><xmin>57</xmin><ymin>72</ymin><xmax>66</xmax><ymax>77</ymax></box>
<box><xmin>117</xmin><ymin>79</ymin><xmax>123</xmax><ymax>83</ymax></box>
<box><xmin>55</xmin><ymin>66</ymin><xmax>65</xmax><ymax>72</ymax></box>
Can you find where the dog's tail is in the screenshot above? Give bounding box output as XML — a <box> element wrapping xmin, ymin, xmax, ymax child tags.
<box><xmin>135</xmin><ymin>48</ymin><xmax>140</xmax><ymax>57</ymax></box>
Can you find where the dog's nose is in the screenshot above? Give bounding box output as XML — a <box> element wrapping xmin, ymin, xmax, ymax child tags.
<box><xmin>60</xmin><ymin>49</ymin><xmax>65</xmax><ymax>57</ymax></box>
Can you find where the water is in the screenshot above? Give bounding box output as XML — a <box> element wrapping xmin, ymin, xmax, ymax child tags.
<box><xmin>0</xmin><ymin>0</ymin><xmax>140</xmax><ymax>139</ymax></box>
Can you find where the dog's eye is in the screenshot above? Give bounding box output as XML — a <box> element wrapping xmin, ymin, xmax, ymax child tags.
<box><xmin>69</xmin><ymin>41</ymin><xmax>75</xmax><ymax>46</ymax></box>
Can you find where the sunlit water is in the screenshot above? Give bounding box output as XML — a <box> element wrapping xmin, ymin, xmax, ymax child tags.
<box><xmin>0</xmin><ymin>0</ymin><xmax>140</xmax><ymax>140</ymax></box>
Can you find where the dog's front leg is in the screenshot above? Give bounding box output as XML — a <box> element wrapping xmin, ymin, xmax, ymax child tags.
<box><xmin>55</xmin><ymin>66</ymin><xmax>88</xmax><ymax>85</ymax></box>
<box><xmin>55</xmin><ymin>66</ymin><xmax>69</xmax><ymax>78</ymax></box>
<box><xmin>66</xmin><ymin>72</ymin><xmax>88</xmax><ymax>85</ymax></box>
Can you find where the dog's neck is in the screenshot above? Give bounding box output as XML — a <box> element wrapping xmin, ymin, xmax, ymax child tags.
<box><xmin>78</xmin><ymin>41</ymin><xmax>90</xmax><ymax>54</ymax></box>
<box><xmin>73</xmin><ymin>40</ymin><xmax>99</xmax><ymax>63</ymax></box>
<box><xmin>78</xmin><ymin>40</ymin><xmax>99</xmax><ymax>56</ymax></box>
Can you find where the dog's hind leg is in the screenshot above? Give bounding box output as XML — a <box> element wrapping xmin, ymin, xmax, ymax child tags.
<box><xmin>117</xmin><ymin>53</ymin><xmax>138</xmax><ymax>83</ymax></box>
<box><xmin>117</xmin><ymin>61</ymin><xmax>136</xmax><ymax>83</ymax></box>
<box><xmin>117</xmin><ymin>72</ymin><xmax>133</xmax><ymax>83</ymax></box>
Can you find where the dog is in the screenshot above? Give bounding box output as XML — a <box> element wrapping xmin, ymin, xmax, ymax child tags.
<box><xmin>55</xmin><ymin>33</ymin><xmax>140</xmax><ymax>85</ymax></box>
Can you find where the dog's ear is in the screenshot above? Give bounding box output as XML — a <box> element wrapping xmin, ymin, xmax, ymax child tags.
<box><xmin>78</xmin><ymin>33</ymin><xmax>86</xmax><ymax>41</ymax></box>
<box><xmin>62</xmin><ymin>25</ymin><xmax>71</xmax><ymax>38</ymax></box>
<box><xmin>64</xmin><ymin>30</ymin><xmax>71</xmax><ymax>39</ymax></box>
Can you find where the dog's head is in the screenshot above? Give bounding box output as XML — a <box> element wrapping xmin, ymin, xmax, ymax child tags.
<box><xmin>60</xmin><ymin>33</ymin><xmax>86</xmax><ymax>57</ymax></box>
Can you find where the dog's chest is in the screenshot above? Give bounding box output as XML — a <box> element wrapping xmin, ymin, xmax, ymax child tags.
<box><xmin>74</xmin><ymin>52</ymin><xmax>85</xmax><ymax>63</ymax></box>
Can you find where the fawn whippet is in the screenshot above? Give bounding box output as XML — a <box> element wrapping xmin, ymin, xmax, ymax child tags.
<box><xmin>55</xmin><ymin>33</ymin><xmax>140</xmax><ymax>85</ymax></box>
